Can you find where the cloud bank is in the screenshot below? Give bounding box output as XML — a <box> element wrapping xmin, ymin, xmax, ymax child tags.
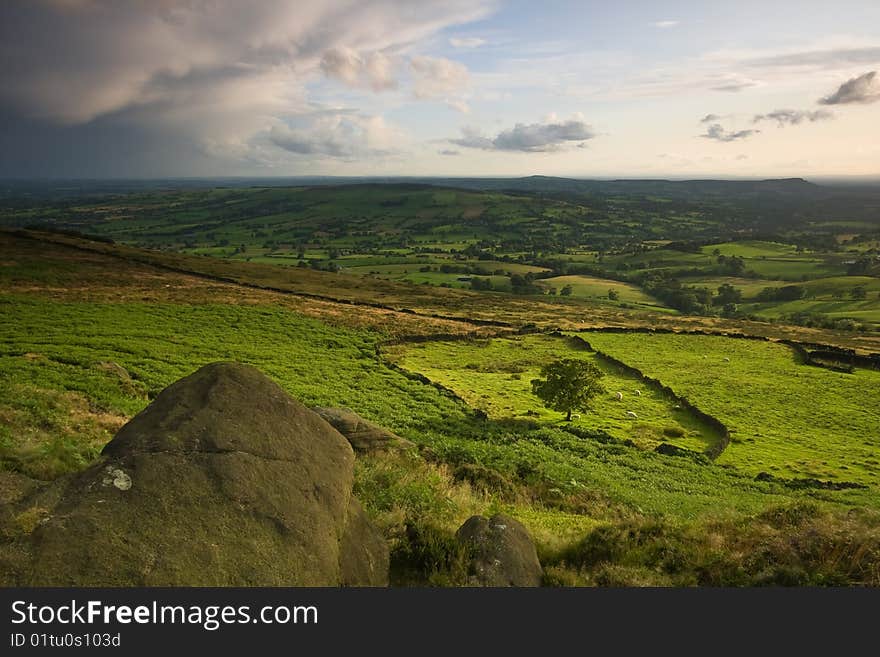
<box><xmin>753</xmin><ymin>109</ymin><xmax>834</xmax><ymax>126</ymax></box>
<box><xmin>320</xmin><ymin>48</ymin><xmax>398</xmax><ymax>92</ymax></box>
<box><xmin>700</xmin><ymin>124</ymin><xmax>759</xmax><ymax>142</ymax></box>
<box><xmin>819</xmin><ymin>71</ymin><xmax>880</xmax><ymax>105</ymax></box>
<box><xmin>0</xmin><ymin>0</ymin><xmax>491</xmax><ymax>172</ymax></box>
<box><xmin>449</xmin><ymin>36</ymin><xmax>486</xmax><ymax>48</ymax></box>
<box><xmin>450</xmin><ymin>117</ymin><xmax>595</xmax><ymax>152</ymax></box>
<box><xmin>268</xmin><ymin>114</ymin><xmax>401</xmax><ymax>159</ymax></box>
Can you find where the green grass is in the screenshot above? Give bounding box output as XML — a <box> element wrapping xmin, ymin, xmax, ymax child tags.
<box><xmin>803</xmin><ymin>276</ymin><xmax>880</xmax><ymax>297</ymax></box>
<box><xmin>741</xmin><ymin>258</ymin><xmax>843</xmax><ymax>280</ymax></box>
<box><xmin>3</xmin><ymin>293</ymin><xmax>847</xmax><ymax>520</ymax></box>
<box><xmin>536</xmin><ymin>275</ymin><xmax>674</xmax><ymax>312</ymax></box>
<box><xmin>701</xmin><ymin>241</ymin><xmax>800</xmax><ymax>258</ymax></box>
<box><xmin>580</xmin><ymin>332</ymin><xmax>880</xmax><ymax>487</ymax></box>
<box><xmin>389</xmin><ymin>334</ymin><xmax>730</xmax><ymax>454</ymax></box>
<box><xmin>679</xmin><ymin>276</ymin><xmax>791</xmax><ymax>298</ymax></box>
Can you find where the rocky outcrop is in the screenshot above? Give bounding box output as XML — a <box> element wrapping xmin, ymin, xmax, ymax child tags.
<box><xmin>455</xmin><ymin>513</ymin><xmax>543</xmax><ymax>587</ymax></box>
<box><xmin>0</xmin><ymin>362</ymin><xmax>388</xmax><ymax>586</ymax></box>
<box><xmin>312</xmin><ymin>406</ymin><xmax>413</xmax><ymax>455</ymax></box>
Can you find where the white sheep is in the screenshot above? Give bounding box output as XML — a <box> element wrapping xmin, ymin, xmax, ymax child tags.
<box><xmin>615</xmin><ymin>391</ymin><xmax>623</xmax><ymax>401</ymax></box>
<box><xmin>635</xmin><ymin>390</ymin><xmax>641</xmax><ymax>396</ymax></box>
<box><xmin>626</xmin><ymin>411</ymin><xmax>638</xmax><ymax>419</ymax></box>
<box><xmin>571</xmin><ymin>413</ymin><xmax>581</xmax><ymax>420</ymax></box>
<box><xmin>723</xmin><ymin>357</ymin><xmax>731</xmax><ymax>362</ymax></box>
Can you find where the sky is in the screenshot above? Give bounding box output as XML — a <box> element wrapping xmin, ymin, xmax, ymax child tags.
<box><xmin>0</xmin><ymin>0</ymin><xmax>878</xmax><ymax>179</ymax></box>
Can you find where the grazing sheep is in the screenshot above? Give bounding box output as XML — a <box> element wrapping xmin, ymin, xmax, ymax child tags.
<box><xmin>723</xmin><ymin>357</ymin><xmax>731</xmax><ymax>362</ymax></box>
<box><xmin>571</xmin><ymin>413</ymin><xmax>581</xmax><ymax>420</ymax></box>
<box><xmin>615</xmin><ymin>391</ymin><xmax>623</xmax><ymax>400</ymax></box>
<box><xmin>635</xmin><ymin>390</ymin><xmax>641</xmax><ymax>397</ymax></box>
<box><xmin>625</xmin><ymin>411</ymin><xmax>638</xmax><ymax>419</ymax></box>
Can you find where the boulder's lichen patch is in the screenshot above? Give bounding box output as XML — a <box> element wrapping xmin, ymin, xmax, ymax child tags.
<box><xmin>102</xmin><ymin>466</ymin><xmax>132</xmax><ymax>491</ymax></box>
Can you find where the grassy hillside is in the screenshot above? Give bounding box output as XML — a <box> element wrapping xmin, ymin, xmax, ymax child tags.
<box><xmin>4</xmin><ymin>182</ymin><xmax>877</xmax><ymax>331</ymax></box>
<box><xmin>3</xmin><ymin>229</ymin><xmax>880</xmax><ymax>585</ymax></box>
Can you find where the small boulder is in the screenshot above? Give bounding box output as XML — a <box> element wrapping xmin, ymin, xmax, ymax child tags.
<box><xmin>312</xmin><ymin>407</ymin><xmax>413</xmax><ymax>455</ymax></box>
<box><xmin>455</xmin><ymin>513</ymin><xmax>542</xmax><ymax>587</ymax></box>
<box><xmin>94</xmin><ymin>360</ymin><xmax>132</xmax><ymax>381</ymax></box>
<box><xmin>94</xmin><ymin>361</ymin><xmax>145</xmax><ymax>397</ymax></box>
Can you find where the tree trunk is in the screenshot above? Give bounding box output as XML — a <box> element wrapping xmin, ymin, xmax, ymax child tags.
<box><xmin>566</xmin><ymin>409</ymin><xmax>572</xmax><ymax>422</ymax></box>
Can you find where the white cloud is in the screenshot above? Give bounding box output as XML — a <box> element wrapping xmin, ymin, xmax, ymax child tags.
<box><xmin>700</xmin><ymin>124</ymin><xmax>760</xmax><ymax>142</ymax></box>
<box><xmin>410</xmin><ymin>55</ymin><xmax>470</xmax><ymax>98</ymax></box>
<box><xmin>450</xmin><ymin>116</ymin><xmax>596</xmax><ymax>152</ymax></box>
<box><xmin>752</xmin><ymin>109</ymin><xmax>834</xmax><ymax>126</ymax></box>
<box><xmin>819</xmin><ymin>71</ymin><xmax>880</xmax><ymax>105</ymax></box>
<box><xmin>268</xmin><ymin>114</ymin><xmax>404</xmax><ymax>159</ymax></box>
<box><xmin>320</xmin><ymin>48</ymin><xmax>398</xmax><ymax>92</ymax></box>
<box><xmin>317</xmin><ymin>50</ymin><xmax>472</xmax><ymax>111</ymax></box>
<box><xmin>449</xmin><ymin>36</ymin><xmax>486</xmax><ymax>48</ymax></box>
<box><xmin>653</xmin><ymin>20</ymin><xmax>679</xmax><ymax>29</ymax></box>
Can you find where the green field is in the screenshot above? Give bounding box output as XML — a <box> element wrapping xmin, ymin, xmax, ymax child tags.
<box><xmin>607</xmin><ymin>240</ymin><xmax>847</xmax><ymax>281</ymax></box>
<box><xmin>679</xmin><ymin>276</ymin><xmax>789</xmax><ymax>298</ymax></box>
<box><xmin>387</xmin><ymin>334</ymin><xmax>720</xmax><ymax>454</ymax></box>
<box><xmin>535</xmin><ymin>275</ymin><xmax>673</xmax><ymax>312</ymax></box>
<box><xmin>580</xmin><ymin>332</ymin><xmax>880</xmax><ymax>486</ymax></box>
<box><xmin>701</xmin><ymin>241</ymin><xmax>801</xmax><ymax>258</ymax></box>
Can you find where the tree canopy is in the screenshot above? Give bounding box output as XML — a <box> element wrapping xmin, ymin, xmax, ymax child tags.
<box><xmin>530</xmin><ymin>359</ymin><xmax>605</xmax><ymax>421</ymax></box>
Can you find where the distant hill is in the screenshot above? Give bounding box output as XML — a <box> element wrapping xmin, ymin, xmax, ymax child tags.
<box><xmin>407</xmin><ymin>176</ymin><xmax>830</xmax><ymax>200</ymax></box>
<box><xmin>5</xmin><ymin>174</ymin><xmax>879</xmax><ymax>203</ymax></box>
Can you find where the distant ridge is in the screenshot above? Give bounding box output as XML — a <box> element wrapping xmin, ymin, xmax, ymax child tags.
<box><xmin>401</xmin><ymin>175</ymin><xmax>829</xmax><ymax>200</ymax></box>
<box><xmin>4</xmin><ymin>173</ymin><xmax>876</xmax><ymax>202</ymax></box>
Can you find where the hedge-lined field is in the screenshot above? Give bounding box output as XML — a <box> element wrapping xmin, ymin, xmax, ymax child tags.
<box><xmin>582</xmin><ymin>332</ymin><xmax>880</xmax><ymax>486</ymax></box>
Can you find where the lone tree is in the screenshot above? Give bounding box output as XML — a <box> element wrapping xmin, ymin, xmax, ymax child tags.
<box><xmin>531</xmin><ymin>359</ymin><xmax>605</xmax><ymax>421</ymax></box>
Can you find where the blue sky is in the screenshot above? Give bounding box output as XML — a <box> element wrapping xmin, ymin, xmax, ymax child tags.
<box><xmin>1</xmin><ymin>0</ymin><xmax>878</xmax><ymax>178</ymax></box>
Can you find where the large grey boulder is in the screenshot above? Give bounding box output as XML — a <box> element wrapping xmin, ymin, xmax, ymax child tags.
<box><xmin>456</xmin><ymin>513</ymin><xmax>543</xmax><ymax>587</ymax></box>
<box><xmin>0</xmin><ymin>362</ymin><xmax>388</xmax><ymax>586</ymax></box>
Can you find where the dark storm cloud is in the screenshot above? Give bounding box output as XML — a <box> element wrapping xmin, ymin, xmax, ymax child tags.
<box><xmin>450</xmin><ymin>118</ymin><xmax>595</xmax><ymax>152</ymax></box>
<box><xmin>700</xmin><ymin>124</ymin><xmax>759</xmax><ymax>142</ymax></box>
<box><xmin>818</xmin><ymin>71</ymin><xmax>880</xmax><ymax>105</ymax></box>
<box><xmin>752</xmin><ymin>109</ymin><xmax>834</xmax><ymax>126</ymax></box>
<box><xmin>0</xmin><ymin>0</ymin><xmax>491</xmax><ymax>175</ymax></box>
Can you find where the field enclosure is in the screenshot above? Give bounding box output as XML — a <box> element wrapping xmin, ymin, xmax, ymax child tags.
<box><xmin>385</xmin><ymin>334</ymin><xmax>724</xmax><ymax>455</ymax></box>
<box><xmin>581</xmin><ymin>332</ymin><xmax>880</xmax><ymax>486</ymax></box>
